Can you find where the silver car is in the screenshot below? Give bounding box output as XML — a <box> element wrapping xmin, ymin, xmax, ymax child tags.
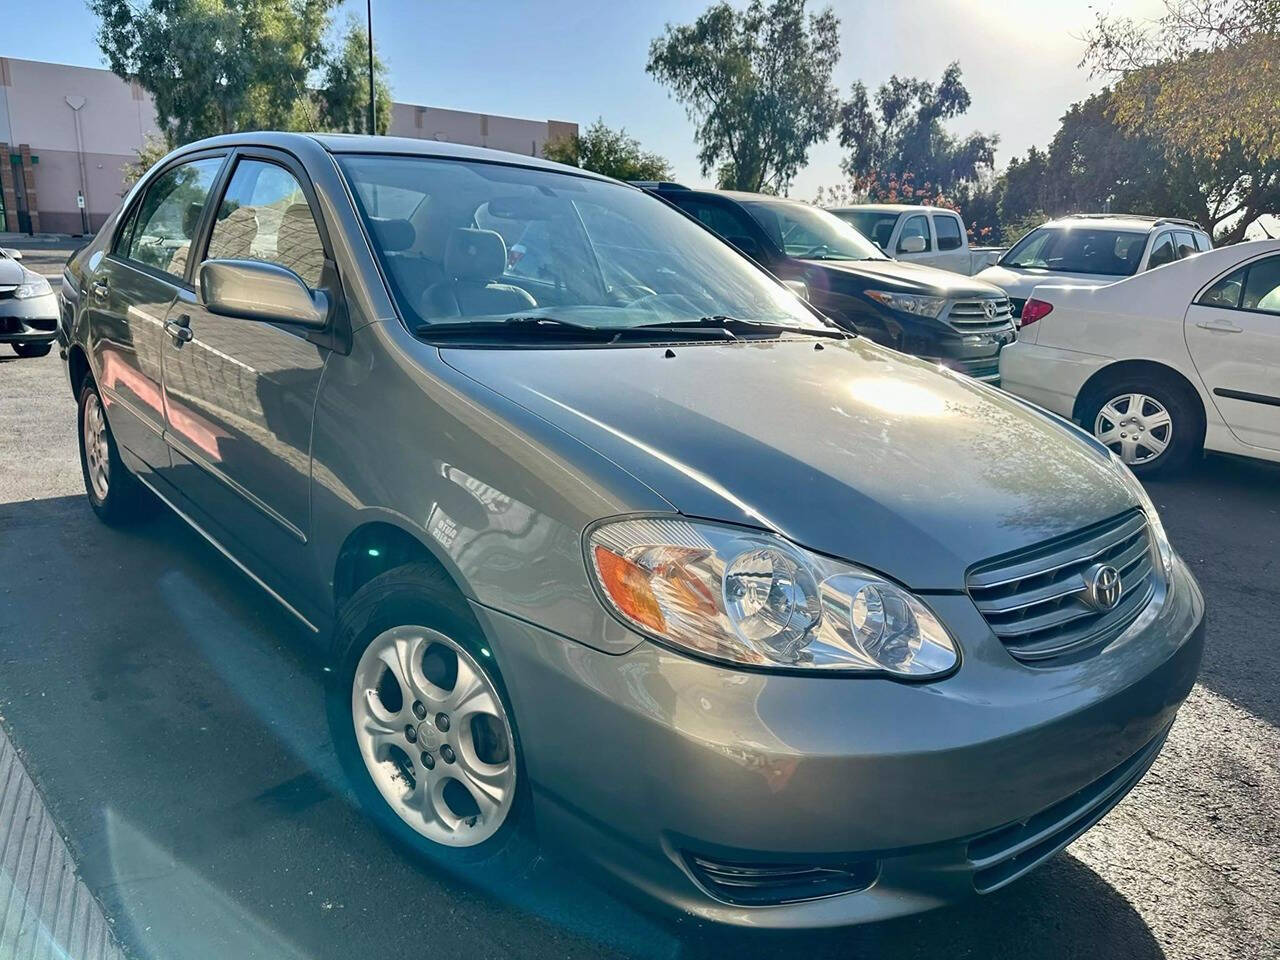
<box><xmin>61</xmin><ymin>133</ymin><xmax>1204</xmax><ymax>928</ymax></box>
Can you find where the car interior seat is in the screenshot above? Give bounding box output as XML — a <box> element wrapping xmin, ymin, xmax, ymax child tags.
<box><xmin>420</xmin><ymin>227</ymin><xmax>536</xmax><ymax>318</ymax></box>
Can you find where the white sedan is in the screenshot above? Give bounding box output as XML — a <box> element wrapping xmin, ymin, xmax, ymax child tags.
<box><xmin>1000</xmin><ymin>239</ymin><xmax>1280</xmax><ymax>476</ymax></box>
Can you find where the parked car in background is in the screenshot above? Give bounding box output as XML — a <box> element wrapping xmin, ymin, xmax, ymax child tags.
<box><xmin>1000</xmin><ymin>239</ymin><xmax>1280</xmax><ymax>475</ymax></box>
<box><xmin>640</xmin><ymin>184</ymin><xmax>1015</xmax><ymax>382</ymax></box>
<box><xmin>977</xmin><ymin>215</ymin><xmax>1213</xmax><ymax>323</ymax></box>
<box><xmin>62</xmin><ymin>132</ymin><xmax>1204</xmax><ymax>928</ymax></box>
<box><xmin>0</xmin><ymin>246</ymin><xmax>58</xmax><ymax>358</ymax></box>
<box><xmin>827</xmin><ymin>204</ymin><xmax>1005</xmax><ymax>275</ymax></box>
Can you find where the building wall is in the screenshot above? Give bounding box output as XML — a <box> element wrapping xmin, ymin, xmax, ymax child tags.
<box><xmin>0</xmin><ymin>56</ymin><xmax>576</xmax><ymax>235</ymax></box>
<box><xmin>387</xmin><ymin>102</ymin><xmax>575</xmax><ymax>159</ymax></box>
<box><xmin>0</xmin><ymin>56</ymin><xmax>159</xmax><ymax>233</ymax></box>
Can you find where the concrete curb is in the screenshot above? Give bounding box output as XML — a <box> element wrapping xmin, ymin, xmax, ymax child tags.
<box><xmin>0</xmin><ymin>724</ymin><xmax>124</xmax><ymax>960</ymax></box>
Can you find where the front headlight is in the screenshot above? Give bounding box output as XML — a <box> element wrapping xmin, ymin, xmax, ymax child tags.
<box><xmin>864</xmin><ymin>290</ymin><xmax>947</xmax><ymax>319</ymax></box>
<box><xmin>14</xmin><ymin>275</ymin><xmax>52</xmax><ymax>299</ymax></box>
<box><xmin>1111</xmin><ymin>454</ymin><xmax>1175</xmax><ymax>581</ymax></box>
<box><xmin>586</xmin><ymin>517</ymin><xmax>958</xmax><ymax>677</ymax></box>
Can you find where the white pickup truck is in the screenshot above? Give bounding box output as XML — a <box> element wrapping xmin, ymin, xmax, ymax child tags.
<box><xmin>827</xmin><ymin>204</ymin><xmax>1005</xmax><ymax>276</ymax></box>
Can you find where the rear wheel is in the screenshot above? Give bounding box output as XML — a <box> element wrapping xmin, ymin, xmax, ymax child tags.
<box><xmin>1081</xmin><ymin>376</ymin><xmax>1202</xmax><ymax>476</ymax></box>
<box><xmin>328</xmin><ymin>563</ymin><xmax>532</xmax><ymax>864</ymax></box>
<box><xmin>13</xmin><ymin>342</ymin><xmax>52</xmax><ymax>358</ymax></box>
<box><xmin>77</xmin><ymin>380</ymin><xmax>149</xmax><ymax>524</ymax></box>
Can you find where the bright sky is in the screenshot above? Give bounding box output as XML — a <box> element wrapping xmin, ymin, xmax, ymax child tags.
<box><xmin>5</xmin><ymin>0</ymin><xmax>1169</xmax><ymax>199</ymax></box>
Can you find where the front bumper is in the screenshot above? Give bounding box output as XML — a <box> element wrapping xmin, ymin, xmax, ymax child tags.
<box><xmin>471</xmin><ymin>555</ymin><xmax>1204</xmax><ymax>928</ymax></box>
<box><xmin>0</xmin><ymin>292</ymin><xmax>59</xmax><ymax>344</ymax></box>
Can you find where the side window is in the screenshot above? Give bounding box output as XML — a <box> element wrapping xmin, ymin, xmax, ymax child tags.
<box><xmin>1194</xmin><ymin>232</ymin><xmax>1212</xmax><ymax>252</ymax></box>
<box><xmin>673</xmin><ymin>199</ymin><xmax>764</xmax><ymax>259</ymax></box>
<box><xmin>206</xmin><ymin>159</ymin><xmax>326</xmax><ymax>288</ymax></box>
<box><xmin>121</xmin><ymin>157</ymin><xmax>223</xmax><ymax>280</ymax></box>
<box><xmin>1146</xmin><ymin>233</ymin><xmax>1176</xmax><ymax>270</ymax></box>
<box><xmin>898</xmin><ymin>215</ymin><xmax>931</xmax><ymax>253</ymax></box>
<box><xmin>1241</xmin><ymin>256</ymin><xmax>1280</xmax><ymax>314</ymax></box>
<box><xmin>1174</xmin><ymin>230</ymin><xmax>1197</xmax><ymax>260</ymax></box>
<box><xmin>933</xmin><ymin>215</ymin><xmax>963</xmax><ymax>251</ymax></box>
<box><xmin>1198</xmin><ymin>266</ymin><xmax>1246</xmax><ymax>309</ymax></box>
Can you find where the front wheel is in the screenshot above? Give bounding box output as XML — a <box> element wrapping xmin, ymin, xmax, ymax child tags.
<box><xmin>328</xmin><ymin>563</ymin><xmax>531</xmax><ymax>864</ymax></box>
<box><xmin>13</xmin><ymin>342</ymin><xmax>52</xmax><ymax>358</ymax></box>
<box><xmin>1081</xmin><ymin>377</ymin><xmax>1202</xmax><ymax>476</ymax></box>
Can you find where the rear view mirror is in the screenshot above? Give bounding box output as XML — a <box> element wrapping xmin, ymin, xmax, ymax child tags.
<box><xmin>485</xmin><ymin>195</ymin><xmax>560</xmax><ymax>221</ymax></box>
<box><xmin>898</xmin><ymin>235</ymin><xmax>927</xmax><ymax>255</ymax></box>
<box><xmin>200</xmin><ymin>259</ymin><xmax>329</xmax><ymax>329</ymax></box>
<box><xmin>2</xmin><ymin>248</ymin><xmax>23</xmax><ymax>261</ymax></box>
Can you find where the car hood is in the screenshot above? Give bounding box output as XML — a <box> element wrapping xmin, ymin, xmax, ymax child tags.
<box><xmin>442</xmin><ymin>337</ymin><xmax>1136</xmax><ymax>589</ymax></box>
<box><xmin>801</xmin><ymin>258</ymin><xmax>1004</xmax><ymax>298</ymax></box>
<box><xmin>0</xmin><ymin>258</ymin><xmax>25</xmax><ymax>286</ymax></box>
<box><xmin>975</xmin><ymin>265</ymin><xmax>1119</xmax><ymax>298</ymax></box>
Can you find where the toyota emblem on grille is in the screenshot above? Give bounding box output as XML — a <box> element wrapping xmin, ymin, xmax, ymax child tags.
<box><xmin>1082</xmin><ymin>563</ymin><xmax>1123</xmax><ymax>611</ymax></box>
<box><xmin>982</xmin><ymin>300</ymin><xmax>997</xmax><ymax>320</ymax></box>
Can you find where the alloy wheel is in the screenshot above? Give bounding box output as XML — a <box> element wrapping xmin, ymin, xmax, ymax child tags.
<box><xmin>1094</xmin><ymin>392</ymin><xmax>1172</xmax><ymax>466</ymax></box>
<box><xmin>351</xmin><ymin>625</ymin><xmax>516</xmax><ymax>847</ymax></box>
<box><xmin>82</xmin><ymin>392</ymin><xmax>111</xmax><ymax>501</ymax></box>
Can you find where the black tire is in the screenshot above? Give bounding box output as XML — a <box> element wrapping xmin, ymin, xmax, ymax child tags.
<box><xmin>77</xmin><ymin>379</ymin><xmax>150</xmax><ymax>524</ymax></box>
<box><xmin>13</xmin><ymin>342</ymin><xmax>52</xmax><ymax>358</ymax></box>
<box><xmin>1080</xmin><ymin>374</ymin><xmax>1203</xmax><ymax>477</ymax></box>
<box><xmin>327</xmin><ymin>562</ymin><xmax>534</xmax><ymax>867</ymax></box>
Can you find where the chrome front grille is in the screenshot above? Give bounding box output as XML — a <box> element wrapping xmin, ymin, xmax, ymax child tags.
<box><xmin>946</xmin><ymin>297</ymin><xmax>1014</xmax><ymax>331</ymax></box>
<box><xmin>967</xmin><ymin>510</ymin><xmax>1158</xmax><ymax>662</ymax></box>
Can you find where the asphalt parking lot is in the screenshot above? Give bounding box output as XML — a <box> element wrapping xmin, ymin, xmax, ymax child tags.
<box><xmin>0</xmin><ymin>248</ymin><xmax>1277</xmax><ymax>960</ymax></box>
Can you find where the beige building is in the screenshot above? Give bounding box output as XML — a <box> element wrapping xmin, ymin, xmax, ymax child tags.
<box><xmin>0</xmin><ymin>56</ymin><xmax>576</xmax><ymax>235</ymax></box>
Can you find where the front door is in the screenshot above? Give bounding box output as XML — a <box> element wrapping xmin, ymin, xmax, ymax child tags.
<box><xmin>1185</xmin><ymin>253</ymin><xmax>1280</xmax><ymax>452</ymax></box>
<box><xmin>158</xmin><ymin>151</ymin><xmax>332</xmax><ymax>591</ymax></box>
<box><xmin>85</xmin><ymin>154</ymin><xmax>225</xmax><ymax>468</ymax></box>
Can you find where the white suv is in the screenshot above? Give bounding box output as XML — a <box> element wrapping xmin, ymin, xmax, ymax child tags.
<box><xmin>977</xmin><ymin>215</ymin><xmax>1213</xmax><ymax>323</ymax></box>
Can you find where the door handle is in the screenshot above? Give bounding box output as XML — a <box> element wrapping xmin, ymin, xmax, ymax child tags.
<box><xmin>164</xmin><ymin>313</ymin><xmax>193</xmax><ymax>345</ymax></box>
<box><xmin>90</xmin><ymin>279</ymin><xmax>109</xmax><ymax>300</ymax></box>
<box><xmin>1195</xmin><ymin>319</ymin><xmax>1243</xmax><ymax>333</ymax></box>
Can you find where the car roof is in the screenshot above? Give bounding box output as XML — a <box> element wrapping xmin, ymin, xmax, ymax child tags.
<box><xmin>1043</xmin><ymin>214</ymin><xmax>1207</xmax><ymax>233</ymax></box>
<box><xmin>827</xmin><ymin>204</ymin><xmax>954</xmax><ymax>215</ymax></box>
<box><xmin>170</xmin><ymin>131</ymin><xmax>617</xmax><ymax>182</ymax></box>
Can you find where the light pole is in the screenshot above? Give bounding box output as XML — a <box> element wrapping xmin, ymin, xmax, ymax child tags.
<box><xmin>366</xmin><ymin>0</ymin><xmax>376</xmax><ymax>135</ymax></box>
<box><xmin>65</xmin><ymin>96</ymin><xmax>90</xmax><ymax>235</ymax></box>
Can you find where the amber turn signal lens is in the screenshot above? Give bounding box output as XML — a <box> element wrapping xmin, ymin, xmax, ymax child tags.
<box><xmin>593</xmin><ymin>545</ymin><xmax>666</xmax><ymax>631</ymax></box>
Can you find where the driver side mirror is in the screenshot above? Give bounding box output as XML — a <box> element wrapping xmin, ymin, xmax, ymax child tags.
<box><xmin>199</xmin><ymin>259</ymin><xmax>329</xmax><ymax>329</ymax></box>
<box><xmin>898</xmin><ymin>235</ymin><xmax>927</xmax><ymax>255</ymax></box>
<box><xmin>2</xmin><ymin>248</ymin><xmax>23</xmax><ymax>261</ymax></box>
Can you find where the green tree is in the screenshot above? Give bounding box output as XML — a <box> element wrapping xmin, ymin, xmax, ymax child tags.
<box><xmin>316</xmin><ymin>18</ymin><xmax>392</xmax><ymax>134</ymax></box>
<box><xmin>1000</xmin><ymin>90</ymin><xmax>1276</xmax><ymax>242</ymax></box>
<box><xmin>90</xmin><ymin>0</ymin><xmax>337</xmax><ymax>144</ymax></box>
<box><xmin>120</xmin><ymin>134</ymin><xmax>172</xmax><ymax>191</ymax></box>
<box><xmin>1081</xmin><ymin>0</ymin><xmax>1280</xmax><ymax>240</ymax></box>
<box><xmin>838</xmin><ymin>63</ymin><xmax>997</xmax><ymax>198</ymax></box>
<box><xmin>646</xmin><ymin>0</ymin><xmax>841</xmax><ymax>193</ymax></box>
<box><xmin>542</xmin><ymin>119</ymin><xmax>673</xmax><ymax>181</ymax></box>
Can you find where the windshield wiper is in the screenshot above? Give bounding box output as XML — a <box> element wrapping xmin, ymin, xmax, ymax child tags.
<box><xmin>416</xmin><ymin>316</ymin><xmax>621</xmax><ymax>341</ymax></box>
<box><xmin>636</xmin><ymin>315</ymin><xmax>849</xmax><ymax>339</ymax></box>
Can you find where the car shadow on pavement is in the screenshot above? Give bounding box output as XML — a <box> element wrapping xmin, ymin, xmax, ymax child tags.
<box><xmin>0</xmin><ymin>494</ymin><xmax>1168</xmax><ymax>960</ymax></box>
<box><xmin>1143</xmin><ymin>452</ymin><xmax>1280</xmax><ymax>729</ymax></box>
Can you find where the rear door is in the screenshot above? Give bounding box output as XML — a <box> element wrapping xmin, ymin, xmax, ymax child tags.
<box><xmin>665</xmin><ymin>194</ymin><xmax>781</xmax><ymax>272</ymax></box>
<box><xmin>1185</xmin><ymin>254</ymin><xmax>1280</xmax><ymax>451</ymax></box>
<box><xmin>931</xmin><ymin>213</ymin><xmax>969</xmax><ymax>273</ymax></box>
<box><xmin>157</xmin><ymin>148</ymin><xmax>333</xmax><ymax>590</ymax></box>
<box><xmin>83</xmin><ymin>153</ymin><xmax>226</xmax><ymax>468</ymax></box>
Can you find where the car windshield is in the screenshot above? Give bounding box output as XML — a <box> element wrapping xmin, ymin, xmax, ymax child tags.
<box><xmin>740</xmin><ymin>200</ymin><xmax>885</xmax><ymax>261</ymax></box>
<box><xmin>1000</xmin><ymin>226</ymin><xmax>1148</xmax><ymax>276</ymax></box>
<box><xmin>337</xmin><ymin>155</ymin><xmax>832</xmax><ymax>339</ymax></box>
<box><xmin>834</xmin><ymin>210</ymin><xmax>901</xmax><ymax>250</ymax></box>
